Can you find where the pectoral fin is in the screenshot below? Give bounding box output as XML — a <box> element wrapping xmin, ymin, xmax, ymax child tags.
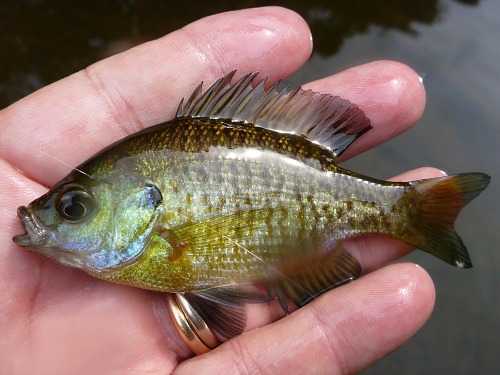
<box><xmin>165</xmin><ymin>207</ymin><xmax>297</xmax><ymax>262</ymax></box>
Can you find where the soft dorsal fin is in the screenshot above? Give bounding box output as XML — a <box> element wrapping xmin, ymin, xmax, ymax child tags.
<box><xmin>176</xmin><ymin>71</ymin><xmax>372</xmax><ymax>157</ymax></box>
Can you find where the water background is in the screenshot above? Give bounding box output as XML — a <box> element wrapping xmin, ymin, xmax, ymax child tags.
<box><xmin>1</xmin><ymin>1</ymin><xmax>498</xmax><ymax>373</ymax></box>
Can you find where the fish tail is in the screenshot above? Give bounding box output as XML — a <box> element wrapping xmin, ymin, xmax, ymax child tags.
<box><xmin>396</xmin><ymin>173</ymin><xmax>490</xmax><ymax>268</ymax></box>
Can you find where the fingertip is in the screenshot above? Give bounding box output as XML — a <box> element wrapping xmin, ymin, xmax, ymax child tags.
<box><xmin>221</xmin><ymin>6</ymin><xmax>313</xmax><ymax>80</ymax></box>
<box><xmin>295</xmin><ymin>263</ymin><xmax>436</xmax><ymax>374</ymax></box>
<box><xmin>411</xmin><ymin>263</ymin><xmax>436</xmax><ymax>312</ymax></box>
<box><xmin>344</xmin><ymin>60</ymin><xmax>426</xmax><ymax>130</ymax></box>
<box><xmin>360</xmin><ymin>60</ymin><xmax>426</xmax><ymax>141</ymax></box>
<box><xmin>305</xmin><ymin>60</ymin><xmax>426</xmax><ymax>159</ymax></box>
<box><xmin>320</xmin><ymin>262</ymin><xmax>435</xmax><ymax>337</ymax></box>
<box><xmin>378</xmin><ymin>262</ymin><xmax>435</xmax><ymax>324</ymax></box>
<box><xmin>381</xmin><ymin>263</ymin><xmax>436</xmax><ymax>338</ymax></box>
<box><xmin>170</xmin><ymin>6</ymin><xmax>313</xmax><ymax>85</ymax></box>
<box><xmin>382</xmin><ymin>61</ymin><xmax>426</xmax><ymax>139</ymax></box>
<box><xmin>329</xmin><ymin>262</ymin><xmax>435</xmax><ymax>373</ymax></box>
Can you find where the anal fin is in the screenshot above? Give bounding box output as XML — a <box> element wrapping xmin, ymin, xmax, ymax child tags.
<box><xmin>269</xmin><ymin>245</ymin><xmax>362</xmax><ymax>310</ymax></box>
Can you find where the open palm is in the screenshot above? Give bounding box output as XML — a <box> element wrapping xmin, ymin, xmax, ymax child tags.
<box><xmin>1</xmin><ymin>7</ymin><xmax>437</xmax><ymax>375</ymax></box>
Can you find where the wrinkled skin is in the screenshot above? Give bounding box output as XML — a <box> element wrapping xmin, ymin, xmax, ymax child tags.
<box><xmin>0</xmin><ymin>7</ymin><xmax>437</xmax><ymax>375</ymax></box>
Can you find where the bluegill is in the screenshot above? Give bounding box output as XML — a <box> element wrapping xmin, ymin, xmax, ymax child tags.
<box><xmin>13</xmin><ymin>72</ymin><xmax>490</xmax><ymax>338</ymax></box>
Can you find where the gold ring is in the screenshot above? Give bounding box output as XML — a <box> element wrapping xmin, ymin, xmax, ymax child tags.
<box><xmin>166</xmin><ymin>293</ymin><xmax>219</xmax><ymax>355</ymax></box>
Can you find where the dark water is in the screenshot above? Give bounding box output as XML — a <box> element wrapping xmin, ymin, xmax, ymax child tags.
<box><xmin>1</xmin><ymin>1</ymin><xmax>498</xmax><ymax>374</ymax></box>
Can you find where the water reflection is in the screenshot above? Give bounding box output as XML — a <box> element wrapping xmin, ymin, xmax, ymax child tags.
<box><xmin>0</xmin><ymin>0</ymin><xmax>479</xmax><ymax>106</ymax></box>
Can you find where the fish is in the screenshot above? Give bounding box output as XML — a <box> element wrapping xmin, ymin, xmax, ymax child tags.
<box><xmin>13</xmin><ymin>71</ymin><xmax>490</xmax><ymax>338</ymax></box>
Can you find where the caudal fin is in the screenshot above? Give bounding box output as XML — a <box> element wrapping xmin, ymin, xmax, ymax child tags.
<box><xmin>397</xmin><ymin>173</ymin><xmax>490</xmax><ymax>268</ymax></box>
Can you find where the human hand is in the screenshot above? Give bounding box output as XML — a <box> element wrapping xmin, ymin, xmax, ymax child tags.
<box><xmin>0</xmin><ymin>7</ymin><xmax>436</xmax><ymax>374</ymax></box>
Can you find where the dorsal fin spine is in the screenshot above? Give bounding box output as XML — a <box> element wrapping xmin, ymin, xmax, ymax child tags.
<box><xmin>259</xmin><ymin>83</ymin><xmax>288</xmax><ymax>122</ymax></box>
<box><xmin>227</xmin><ymin>73</ymin><xmax>257</xmax><ymax>117</ymax></box>
<box><xmin>196</xmin><ymin>75</ymin><xmax>228</xmax><ymax>115</ymax></box>
<box><xmin>210</xmin><ymin>72</ymin><xmax>243</xmax><ymax>115</ymax></box>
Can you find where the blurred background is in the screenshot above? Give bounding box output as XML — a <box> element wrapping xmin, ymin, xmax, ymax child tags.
<box><xmin>1</xmin><ymin>1</ymin><xmax>498</xmax><ymax>373</ymax></box>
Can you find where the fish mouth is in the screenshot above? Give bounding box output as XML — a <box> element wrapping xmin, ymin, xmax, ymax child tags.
<box><xmin>12</xmin><ymin>206</ymin><xmax>50</xmax><ymax>247</ymax></box>
<box><xmin>13</xmin><ymin>206</ymin><xmax>88</xmax><ymax>270</ymax></box>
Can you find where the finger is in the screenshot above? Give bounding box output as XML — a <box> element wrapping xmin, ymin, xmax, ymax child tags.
<box><xmin>0</xmin><ymin>7</ymin><xmax>312</xmax><ymax>186</ymax></box>
<box><xmin>174</xmin><ymin>263</ymin><xmax>435</xmax><ymax>375</ymax></box>
<box><xmin>304</xmin><ymin>60</ymin><xmax>426</xmax><ymax>161</ymax></box>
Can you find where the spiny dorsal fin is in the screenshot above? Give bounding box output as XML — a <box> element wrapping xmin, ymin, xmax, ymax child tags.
<box><xmin>176</xmin><ymin>71</ymin><xmax>372</xmax><ymax>157</ymax></box>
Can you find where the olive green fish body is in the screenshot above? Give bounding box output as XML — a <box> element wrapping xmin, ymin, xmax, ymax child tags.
<box><xmin>81</xmin><ymin>118</ymin><xmax>410</xmax><ymax>290</ymax></box>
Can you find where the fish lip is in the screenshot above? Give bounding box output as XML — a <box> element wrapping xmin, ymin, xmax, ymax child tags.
<box><xmin>13</xmin><ymin>207</ymin><xmax>90</xmax><ymax>271</ymax></box>
<box><xmin>12</xmin><ymin>206</ymin><xmax>50</xmax><ymax>247</ymax></box>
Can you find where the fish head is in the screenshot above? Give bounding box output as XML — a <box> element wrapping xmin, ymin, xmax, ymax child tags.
<box><xmin>13</xmin><ymin>173</ymin><xmax>163</xmax><ymax>273</ymax></box>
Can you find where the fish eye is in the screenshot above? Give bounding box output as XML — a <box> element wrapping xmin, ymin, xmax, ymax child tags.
<box><xmin>56</xmin><ymin>184</ymin><xmax>96</xmax><ymax>223</ymax></box>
